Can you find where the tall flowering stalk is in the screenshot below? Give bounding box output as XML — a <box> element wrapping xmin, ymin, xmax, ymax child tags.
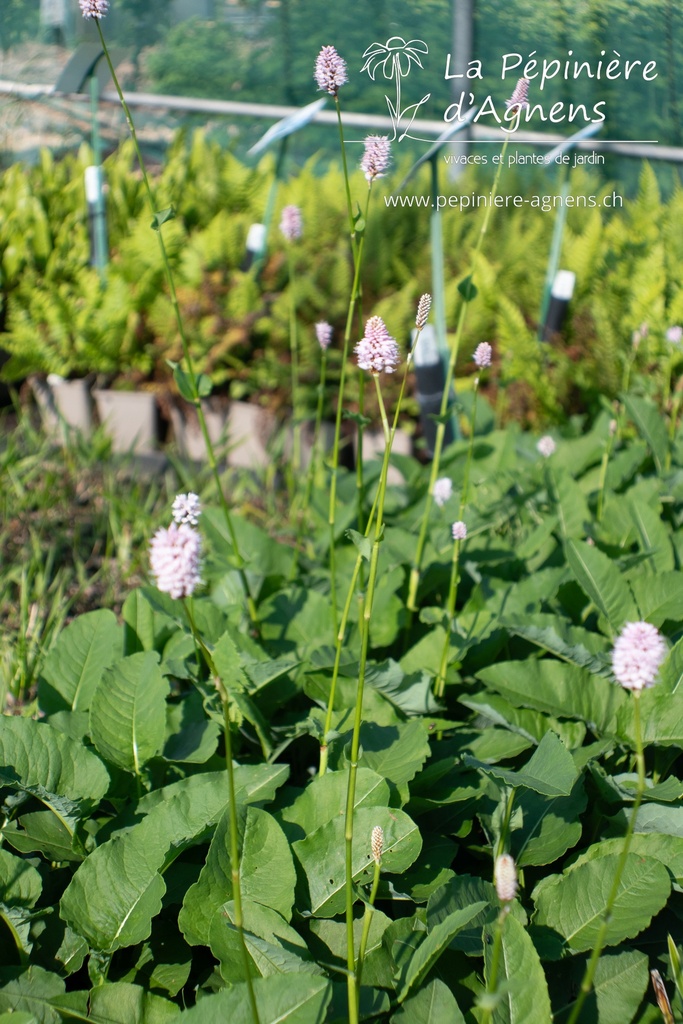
<box><xmin>480</xmin><ymin>854</ymin><xmax>518</xmax><ymax>1023</ymax></box>
<box><xmin>280</xmin><ymin>205</ymin><xmax>304</xmax><ymax>477</ymax></box>
<box><xmin>319</xmin><ymin>299</ymin><xmax>429</xmax><ymax>777</ymax></box>
<box><xmin>290</xmin><ymin>322</ymin><xmax>333</xmax><ymax>576</ymax></box>
<box><xmin>356</xmin><ymin>826</ymin><xmax>383</xmax><ymax>989</ymax></box>
<box><xmin>434</xmin><ymin>342</ymin><xmax>491</xmax><ymax>700</ymax></box>
<box><xmin>89</xmin><ymin>7</ymin><xmax>258</xmax><ymax>632</ymax></box>
<box><xmin>149</xmin><ymin>497</ymin><xmax>260</xmax><ymax>1024</ymax></box>
<box><xmin>406</xmin><ymin>87</ymin><xmax>526</xmax><ymax>613</ymax></box>
<box><xmin>566</xmin><ymin>621</ymin><xmax>667</xmax><ymax>1024</ymax></box>
<box><xmin>323</xmin><ymin>119</ymin><xmax>391</xmax><ymax>629</ymax></box>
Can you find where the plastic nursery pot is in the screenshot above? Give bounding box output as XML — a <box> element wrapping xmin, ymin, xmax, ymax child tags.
<box><xmin>93</xmin><ymin>388</ymin><xmax>159</xmax><ymax>454</ymax></box>
<box><xmin>29</xmin><ymin>374</ymin><xmax>94</xmax><ymax>439</ymax></box>
<box><xmin>225</xmin><ymin>400</ymin><xmax>276</xmax><ymax>469</ymax></box>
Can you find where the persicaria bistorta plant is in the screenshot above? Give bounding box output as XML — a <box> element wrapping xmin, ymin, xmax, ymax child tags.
<box><xmin>79</xmin><ymin>0</ymin><xmax>108</xmax><ymax>17</ymax></box>
<box><xmin>314</xmin><ymin>45</ymin><xmax>348</xmax><ymax>95</ymax></box>
<box><xmin>149</xmin><ymin>521</ymin><xmax>202</xmax><ymax>599</ymax></box>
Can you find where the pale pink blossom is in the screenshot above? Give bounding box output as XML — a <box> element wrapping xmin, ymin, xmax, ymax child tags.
<box><xmin>452</xmin><ymin>521</ymin><xmax>467</xmax><ymax>541</ymax></box>
<box><xmin>537</xmin><ymin>435</ymin><xmax>556</xmax><ymax>458</ymax></box>
<box><xmin>315</xmin><ymin>322</ymin><xmax>333</xmax><ymax>350</ymax></box>
<box><xmin>172</xmin><ymin>493</ymin><xmax>201</xmax><ymax>526</ymax></box>
<box><xmin>361</xmin><ymin>135</ymin><xmax>391</xmax><ymax>182</ymax></box>
<box><xmin>150</xmin><ymin>523</ymin><xmax>202</xmax><ymax>600</ymax></box>
<box><xmin>473</xmin><ymin>342</ymin><xmax>492</xmax><ymax>368</ymax></box>
<box><xmin>79</xmin><ymin>0</ymin><xmax>108</xmax><ymax>17</ymax></box>
<box><xmin>612</xmin><ymin>621</ymin><xmax>667</xmax><ymax>691</ymax></box>
<box><xmin>494</xmin><ymin>853</ymin><xmax>518</xmax><ymax>902</ymax></box>
<box><xmin>314</xmin><ymin>46</ymin><xmax>348</xmax><ymax>95</ymax></box>
<box><xmin>433</xmin><ymin>477</ymin><xmax>453</xmax><ymax>507</ymax></box>
<box><xmin>355</xmin><ymin>316</ymin><xmax>400</xmax><ymax>374</ymax></box>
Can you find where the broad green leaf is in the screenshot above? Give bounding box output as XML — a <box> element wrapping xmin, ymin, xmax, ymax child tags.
<box><xmin>122</xmin><ymin>588</ymin><xmax>178</xmax><ymax>655</ymax></box>
<box><xmin>532</xmin><ymin>854</ymin><xmax>670</xmax><ymax>951</ymax></box>
<box><xmin>90</xmin><ymin>651</ymin><xmax>169</xmax><ymax>773</ymax></box>
<box><xmin>608</xmin><ymin>802</ymin><xmax>683</xmax><ymax>839</ymax></box>
<box><xmin>477</xmin><ymin>659</ymin><xmax>626</xmax><ymax>735</ymax></box>
<box><xmin>337</xmin><ymin>720</ymin><xmax>431</xmax><ymax>787</ymax></box>
<box><xmin>179</xmin><ymin>806</ymin><xmax>296</xmax><ymax>946</ymax></box>
<box><xmin>38</xmin><ymin>609</ymin><xmax>122</xmax><ymax>714</ymax></box>
<box><xmin>391</xmin><ymin>979</ymin><xmax>465</xmax><ymax>1024</ymax></box>
<box><xmin>502</xmin><ymin>616</ymin><xmax>611</xmax><ymax>677</ymax></box>
<box><xmin>426</xmin><ymin>876</ymin><xmax>526</xmax><ymax>957</ymax></box>
<box><xmin>0</xmin><ymin>848</ymin><xmax>41</xmax><ymax>908</ymax></box>
<box><xmin>660</xmin><ymin>635</ymin><xmax>683</xmax><ymax>693</ymax></box>
<box><xmin>568</xmin><ymin>834</ymin><xmax>683</xmax><ymax>886</ymax></box>
<box><xmin>482</xmin><ymin>914</ymin><xmax>552</xmax><ymax>1024</ymax></box>
<box><xmin>511</xmin><ymin>780</ymin><xmax>587</xmax><ymax>867</ymax></box>
<box><xmin>210</xmin><ymin>900</ymin><xmax>322</xmax><ymax>982</ymax></box>
<box><xmin>163</xmin><ymin>690</ymin><xmax>220</xmax><ymax>764</ymax></box>
<box><xmin>560</xmin><ymin>950</ymin><xmax>649</xmax><ymax>1024</ymax></box>
<box><xmin>626</xmin><ymin>497</ymin><xmax>675</xmax><ymax>573</ymax></box>
<box><xmin>310</xmin><ymin>910</ymin><xmax>393</xmax><ymax>988</ymax></box>
<box><xmin>2</xmin><ymin>810</ymin><xmax>83</xmax><ymax>863</ymax></box>
<box><xmin>616</xmin><ymin>689</ymin><xmax>683</xmax><ymax>748</ymax></box>
<box><xmin>0</xmin><ymin>716</ymin><xmax>109</xmax><ymax>810</ymax></box>
<box><xmin>279</xmin><ymin>769</ymin><xmax>390</xmax><ymax>839</ymax></box>
<box><xmin>395</xmin><ymin>903</ymin><xmax>487</xmax><ymax>1003</ymax></box>
<box><xmin>0</xmin><ymin>967</ymin><xmax>67</xmax><ymax>1024</ymax></box>
<box><xmin>60</xmin><ymin>819</ymin><xmax>168</xmax><ymax>953</ymax></box>
<box><xmin>367</xmin><ymin>660</ymin><xmax>441</xmax><ymax>716</ymax></box>
<box><xmin>176</xmin><ymin>975</ymin><xmax>331</xmax><ymax>1023</ymax></box>
<box><xmin>88</xmin><ymin>982</ymin><xmax>179</xmax><ymax>1023</ymax></box>
<box><xmin>293</xmin><ymin>806</ymin><xmax>422</xmax><ymax>917</ymax></box>
<box><xmin>622</xmin><ymin>394</ymin><xmax>669</xmax><ymax>473</ymax></box>
<box><xmin>461</xmin><ymin>692</ymin><xmax>586</xmax><ymax>749</ymax></box>
<box><xmin>464</xmin><ymin>731</ymin><xmax>578</xmax><ymax>797</ymax></box>
<box><xmin>553</xmin><ymin>471</ymin><xmax>590</xmax><ymax>539</ymax></box>
<box><xmin>629</xmin><ymin>572</ymin><xmax>683</xmax><ymax>627</ymax></box>
<box><xmin>61</xmin><ymin>765</ymin><xmax>286</xmax><ymax>953</ymax></box>
<box><xmin>565</xmin><ymin>539</ymin><xmax>637</xmax><ymax>630</ymax></box>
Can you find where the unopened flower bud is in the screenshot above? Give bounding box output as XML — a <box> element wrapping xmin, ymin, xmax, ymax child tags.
<box><xmin>494</xmin><ymin>853</ymin><xmax>518</xmax><ymax>903</ymax></box>
<box><xmin>416</xmin><ymin>294</ymin><xmax>432</xmax><ymax>330</ymax></box>
<box><xmin>371</xmin><ymin>826</ymin><xmax>384</xmax><ymax>864</ymax></box>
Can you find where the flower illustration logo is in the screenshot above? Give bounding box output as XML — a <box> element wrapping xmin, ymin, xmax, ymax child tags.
<box><xmin>361</xmin><ymin>36</ymin><xmax>431</xmax><ymax>142</ymax></box>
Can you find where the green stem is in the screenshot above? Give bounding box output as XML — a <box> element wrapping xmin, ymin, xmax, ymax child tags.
<box><xmin>344</xmin><ymin>378</ymin><xmax>394</xmax><ymax>1024</ymax></box>
<box><xmin>407</xmin><ymin>136</ymin><xmax>511</xmax><ymax>613</ymax></box>
<box><xmin>328</xmin><ymin>189</ymin><xmax>371</xmax><ymax>633</ymax></box>
<box><xmin>287</xmin><ymin>248</ymin><xmax>301</xmax><ymax>477</ymax></box>
<box><xmin>319</xmin><ymin>339</ymin><xmax>417</xmax><ymax>775</ymax></box>
<box><xmin>565</xmin><ymin>692</ymin><xmax>645</xmax><ymax>1024</ymax></box>
<box><xmin>96</xmin><ymin>21</ymin><xmax>258</xmax><ymax>633</ymax></box>
<box><xmin>356</xmin><ymin>858</ymin><xmax>381</xmax><ymax>992</ymax></box>
<box><xmin>183</xmin><ymin>601</ymin><xmax>260</xmax><ymax>1024</ymax></box>
<box><xmin>291</xmin><ymin>347</ymin><xmax>327</xmax><ymax>578</ymax></box>
<box><xmin>495</xmin><ymin>788</ymin><xmax>517</xmax><ymax>861</ymax></box>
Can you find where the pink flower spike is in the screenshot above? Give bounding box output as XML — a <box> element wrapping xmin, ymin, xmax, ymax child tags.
<box><xmin>506</xmin><ymin>77</ymin><xmax>530</xmax><ymax>111</ymax></box>
<box><xmin>315</xmin><ymin>322</ymin><xmax>333</xmax><ymax>350</ymax></box>
<box><xmin>537</xmin><ymin>435</ymin><xmax>556</xmax><ymax>458</ymax></box>
<box><xmin>612</xmin><ymin>621</ymin><xmax>667</xmax><ymax>691</ymax></box>
<box><xmin>314</xmin><ymin>46</ymin><xmax>348</xmax><ymax>95</ymax></box>
<box><xmin>473</xmin><ymin>342</ymin><xmax>492</xmax><ymax>368</ymax></box>
<box><xmin>149</xmin><ymin>523</ymin><xmax>202</xmax><ymax>600</ymax></box>
<box><xmin>361</xmin><ymin>135</ymin><xmax>391</xmax><ymax>182</ymax></box>
<box><xmin>433</xmin><ymin>477</ymin><xmax>453</xmax><ymax>507</ymax></box>
<box><xmin>452</xmin><ymin>521</ymin><xmax>467</xmax><ymax>541</ymax></box>
<box><xmin>280</xmin><ymin>205</ymin><xmax>302</xmax><ymax>243</ymax></box>
<box><xmin>172</xmin><ymin>492</ymin><xmax>201</xmax><ymax>526</ymax></box>
<box><xmin>79</xmin><ymin>0</ymin><xmax>109</xmax><ymax>17</ymax></box>
<box><xmin>355</xmin><ymin>316</ymin><xmax>400</xmax><ymax>375</ymax></box>
<box><xmin>416</xmin><ymin>294</ymin><xmax>432</xmax><ymax>329</ymax></box>
<box><xmin>666</xmin><ymin>325</ymin><xmax>683</xmax><ymax>345</ymax></box>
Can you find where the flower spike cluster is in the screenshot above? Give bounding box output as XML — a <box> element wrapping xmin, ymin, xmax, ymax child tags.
<box><xmin>150</xmin><ymin>523</ymin><xmax>202</xmax><ymax>600</ymax></box>
<box><xmin>315</xmin><ymin>322</ymin><xmax>333</xmax><ymax>350</ymax></box>
<box><xmin>355</xmin><ymin>316</ymin><xmax>400</xmax><ymax>375</ymax></box>
<box><xmin>361</xmin><ymin>135</ymin><xmax>391</xmax><ymax>182</ymax></box>
<box><xmin>473</xmin><ymin>342</ymin><xmax>492</xmax><ymax>368</ymax></box>
<box><xmin>612</xmin><ymin>621</ymin><xmax>667</xmax><ymax>691</ymax></box>
<box><xmin>537</xmin><ymin>435</ymin><xmax>556</xmax><ymax>458</ymax></box>
<box><xmin>506</xmin><ymin>77</ymin><xmax>530</xmax><ymax>111</ymax></box>
<box><xmin>494</xmin><ymin>853</ymin><xmax>518</xmax><ymax>902</ymax></box>
<box><xmin>79</xmin><ymin>0</ymin><xmax>109</xmax><ymax>17</ymax></box>
<box><xmin>172</xmin><ymin>492</ymin><xmax>201</xmax><ymax>526</ymax></box>
<box><xmin>433</xmin><ymin>477</ymin><xmax>453</xmax><ymax>507</ymax></box>
<box><xmin>314</xmin><ymin>46</ymin><xmax>348</xmax><ymax>95</ymax></box>
<box><xmin>416</xmin><ymin>294</ymin><xmax>432</xmax><ymax>330</ymax></box>
<box><xmin>452</xmin><ymin>521</ymin><xmax>467</xmax><ymax>541</ymax></box>
<box><xmin>280</xmin><ymin>205</ymin><xmax>303</xmax><ymax>243</ymax></box>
